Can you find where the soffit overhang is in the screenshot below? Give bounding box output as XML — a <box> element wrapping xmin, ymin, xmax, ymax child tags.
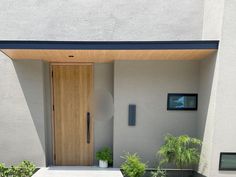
<box><xmin>0</xmin><ymin>40</ymin><xmax>219</xmax><ymax>62</ymax></box>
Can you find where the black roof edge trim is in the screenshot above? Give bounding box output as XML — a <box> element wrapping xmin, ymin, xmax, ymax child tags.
<box><xmin>0</xmin><ymin>40</ymin><xmax>219</xmax><ymax>50</ymax></box>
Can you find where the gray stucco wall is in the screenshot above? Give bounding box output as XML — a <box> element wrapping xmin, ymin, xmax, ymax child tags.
<box><xmin>0</xmin><ymin>0</ymin><xmax>204</xmax><ymax>166</ymax></box>
<box><xmin>199</xmin><ymin>0</ymin><xmax>236</xmax><ymax>176</ymax></box>
<box><xmin>0</xmin><ymin>61</ymin><xmax>115</xmax><ymax>166</ymax></box>
<box><xmin>197</xmin><ymin>56</ymin><xmax>217</xmax><ymax>139</ymax></box>
<box><xmin>43</xmin><ymin>62</ymin><xmax>53</xmax><ymax>166</ymax></box>
<box><xmin>94</xmin><ymin>63</ymin><xmax>114</xmax><ymax>165</ymax></box>
<box><xmin>113</xmin><ymin>60</ymin><xmax>199</xmax><ymax>167</ymax></box>
<box><xmin>197</xmin><ymin>55</ymin><xmax>218</xmax><ymax>176</ymax></box>
<box><xmin>2</xmin><ymin>1</ymin><xmax>236</xmax><ymax>176</ymax></box>
<box><xmin>0</xmin><ymin>0</ymin><xmax>203</xmax><ymax>40</ymax></box>
<box><xmin>206</xmin><ymin>1</ymin><xmax>236</xmax><ymax>176</ymax></box>
<box><xmin>202</xmin><ymin>0</ymin><xmax>224</xmax><ymax>39</ymax></box>
<box><xmin>0</xmin><ymin>0</ymin><xmax>205</xmax><ymax>166</ymax></box>
<box><xmin>0</xmin><ymin>56</ymin><xmax>46</xmax><ymax>167</ymax></box>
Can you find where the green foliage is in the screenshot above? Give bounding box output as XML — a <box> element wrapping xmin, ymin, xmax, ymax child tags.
<box><xmin>158</xmin><ymin>134</ymin><xmax>202</xmax><ymax>169</ymax></box>
<box><xmin>0</xmin><ymin>163</ymin><xmax>11</xmax><ymax>177</ymax></box>
<box><xmin>121</xmin><ymin>153</ymin><xmax>147</xmax><ymax>177</ymax></box>
<box><xmin>0</xmin><ymin>161</ymin><xmax>36</xmax><ymax>177</ymax></box>
<box><xmin>96</xmin><ymin>147</ymin><xmax>113</xmax><ymax>164</ymax></box>
<box><xmin>151</xmin><ymin>166</ymin><xmax>166</xmax><ymax>177</ymax></box>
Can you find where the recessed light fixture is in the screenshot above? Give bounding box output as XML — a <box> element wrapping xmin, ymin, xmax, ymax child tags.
<box><xmin>68</xmin><ymin>55</ymin><xmax>74</xmax><ymax>58</ymax></box>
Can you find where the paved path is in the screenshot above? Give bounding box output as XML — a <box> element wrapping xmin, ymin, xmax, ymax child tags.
<box><xmin>33</xmin><ymin>166</ymin><xmax>123</xmax><ymax>177</ymax></box>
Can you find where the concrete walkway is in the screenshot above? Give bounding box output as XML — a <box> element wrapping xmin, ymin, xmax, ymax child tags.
<box><xmin>33</xmin><ymin>166</ymin><xmax>123</xmax><ymax>177</ymax></box>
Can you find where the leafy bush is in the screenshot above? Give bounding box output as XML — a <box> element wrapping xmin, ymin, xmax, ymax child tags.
<box><xmin>96</xmin><ymin>147</ymin><xmax>113</xmax><ymax>164</ymax></box>
<box><xmin>151</xmin><ymin>166</ymin><xmax>166</xmax><ymax>177</ymax></box>
<box><xmin>158</xmin><ymin>134</ymin><xmax>201</xmax><ymax>169</ymax></box>
<box><xmin>0</xmin><ymin>163</ymin><xmax>11</xmax><ymax>177</ymax></box>
<box><xmin>121</xmin><ymin>153</ymin><xmax>147</xmax><ymax>177</ymax></box>
<box><xmin>12</xmin><ymin>161</ymin><xmax>36</xmax><ymax>177</ymax></box>
<box><xmin>0</xmin><ymin>161</ymin><xmax>36</xmax><ymax>177</ymax></box>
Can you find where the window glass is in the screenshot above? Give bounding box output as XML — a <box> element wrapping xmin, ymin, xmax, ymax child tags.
<box><xmin>220</xmin><ymin>153</ymin><xmax>236</xmax><ymax>170</ymax></box>
<box><xmin>168</xmin><ymin>94</ymin><xmax>197</xmax><ymax>110</ymax></box>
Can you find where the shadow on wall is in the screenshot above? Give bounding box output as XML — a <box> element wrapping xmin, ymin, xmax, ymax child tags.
<box><xmin>13</xmin><ymin>60</ymin><xmax>46</xmax><ymax>154</ymax></box>
<box><xmin>42</xmin><ymin>62</ymin><xmax>53</xmax><ymax>166</ymax></box>
<box><xmin>198</xmin><ymin>53</ymin><xmax>217</xmax><ymax>175</ymax></box>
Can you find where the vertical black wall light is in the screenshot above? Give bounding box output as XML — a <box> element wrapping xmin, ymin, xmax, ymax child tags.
<box><xmin>128</xmin><ymin>104</ymin><xmax>136</xmax><ymax>126</ymax></box>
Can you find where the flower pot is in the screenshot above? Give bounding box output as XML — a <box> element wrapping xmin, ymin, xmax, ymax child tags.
<box><xmin>99</xmin><ymin>160</ymin><xmax>108</xmax><ymax>168</ymax></box>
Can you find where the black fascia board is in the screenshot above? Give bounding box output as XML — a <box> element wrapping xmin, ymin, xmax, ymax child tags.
<box><xmin>0</xmin><ymin>40</ymin><xmax>219</xmax><ymax>50</ymax></box>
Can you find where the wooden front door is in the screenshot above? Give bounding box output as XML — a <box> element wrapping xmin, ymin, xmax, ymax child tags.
<box><xmin>52</xmin><ymin>64</ymin><xmax>93</xmax><ymax>166</ymax></box>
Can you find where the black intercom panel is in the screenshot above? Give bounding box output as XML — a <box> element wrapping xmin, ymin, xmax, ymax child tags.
<box><xmin>128</xmin><ymin>104</ymin><xmax>136</xmax><ymax>126</ymax></box>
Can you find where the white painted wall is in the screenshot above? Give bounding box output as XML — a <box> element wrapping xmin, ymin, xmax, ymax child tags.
<box><xmin>0</xmin><ymin>0</ymin><xmax>203</xmax><ymax>40</ymax></box>
<box><xmin>113</xmin><ymin>60</ymin><xmax>199</xmax><ymax>167</ymax></box>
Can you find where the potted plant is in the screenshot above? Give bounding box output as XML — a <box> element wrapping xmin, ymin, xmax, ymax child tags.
<box><xmin>158</xmin><ymin>134</ymin><xmax>202</xmax><ymax>177</ymax></box>
<box><xmin>121</xmin><ymin>152</ymin><xmax>147</xmax><ymax>177</ymax></box>
<box><xmin>96</xmin><ymin>147</ymin><xmax>113</xmax><ymax>168</ymax></box>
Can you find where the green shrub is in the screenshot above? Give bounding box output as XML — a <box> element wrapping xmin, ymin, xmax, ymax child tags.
<box><xmin>0</xmin><ymin>161</ymin><xmax>36</xmax><ymax>177</ymax></box>
<box><xmin>12</xmin><ymin>160</ymin><xmax>36</xmax><ymax>177</ymax></box>
<box><xmin>121</xmin><ymin>153</ymin><xmax>147</xmax><ymax>177</ymax></box>
<box><xmin>151</xmin><ymin>166</ymin><xmax>166</xmax><ymax>177</ymax></box>
<box><xmin>0</xmin><ymin>163</ymin><xmax>6</xmax><ymax>175</ymax></box>
<box><xmin>96</xmin><ymin>147</ymin><xmax>113</xmax><ymax>164</ymax></box>
<box><xmin>158</xmin><ymin>134</ymin><xmax>201</xmax><ymax>177</ymax></box>
<box><xmin>0</xmin><ymin>163</ymin><xmax>10</xmax><ymax>177</ymax></box>
<box><xmin>158</xmin><ymin>134</ymin><xmax>201</xmax><ymax>169</ymax></box>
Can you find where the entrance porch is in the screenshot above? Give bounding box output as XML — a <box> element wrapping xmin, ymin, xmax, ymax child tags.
<box><xmin>0</xmin><ymin>40</ymin><xmax>219</xmax><ymax>170</ymax></box>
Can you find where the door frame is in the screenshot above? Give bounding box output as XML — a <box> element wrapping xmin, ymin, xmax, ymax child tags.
<box><xmin>50</xmin><ymin>62</ymin><xmax>94</xmax><ymax>165</ymax></box>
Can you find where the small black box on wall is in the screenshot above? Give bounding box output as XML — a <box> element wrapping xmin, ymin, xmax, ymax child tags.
<box><xmin>128</xmin><ymin>104</ymin><xmax>136</xmax><ymax>126</ymax></box>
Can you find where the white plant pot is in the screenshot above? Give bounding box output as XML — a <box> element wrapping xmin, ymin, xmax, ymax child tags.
<box><xmin>99</xmin><ymin>160</ymin><xmax>108</xmax><ymax>168</ymax></box>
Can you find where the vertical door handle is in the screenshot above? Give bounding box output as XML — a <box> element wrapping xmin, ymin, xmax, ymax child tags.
<box><xmin>87</xmin><ymin>112</ymin><xmax>90</xmax><ymax>144</ymax></box>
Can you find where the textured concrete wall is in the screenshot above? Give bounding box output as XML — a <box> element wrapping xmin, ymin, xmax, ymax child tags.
<box><xmin>113</xmin><ymin>60</ymin><xmax>199</xmax><ymax>167</ymax></box>
<box><xmin>0</xmin><ymin>56</ymin><xmax>46</xmax><ymax>167</ymax></box>
<box><xmin>0</xmin><ymin>0</ymin><xmax>203</xmax><ymax>40</ymax></box>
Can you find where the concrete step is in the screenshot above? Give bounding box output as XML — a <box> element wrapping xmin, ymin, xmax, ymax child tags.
<box><xmin>33</xmin><ymin>166</ymin><xmax>123</xmax><ymax>177</ymax></box>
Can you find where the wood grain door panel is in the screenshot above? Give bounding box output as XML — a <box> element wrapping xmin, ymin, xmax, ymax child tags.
<box><xmin>52</xmin><ymin>64</ymin><xmax>93</xmax><ymax>166</ymax></box>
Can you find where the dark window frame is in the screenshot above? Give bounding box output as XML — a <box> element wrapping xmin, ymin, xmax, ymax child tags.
<box><xmin>219</xmin><ymin>152</ymin><xmax>236</xmax><ymax>171</ymax></box>
<box><xmin>167</xmin><ymin>93</ymin><xmax>198</xmax><ymax>111</ymax></box>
